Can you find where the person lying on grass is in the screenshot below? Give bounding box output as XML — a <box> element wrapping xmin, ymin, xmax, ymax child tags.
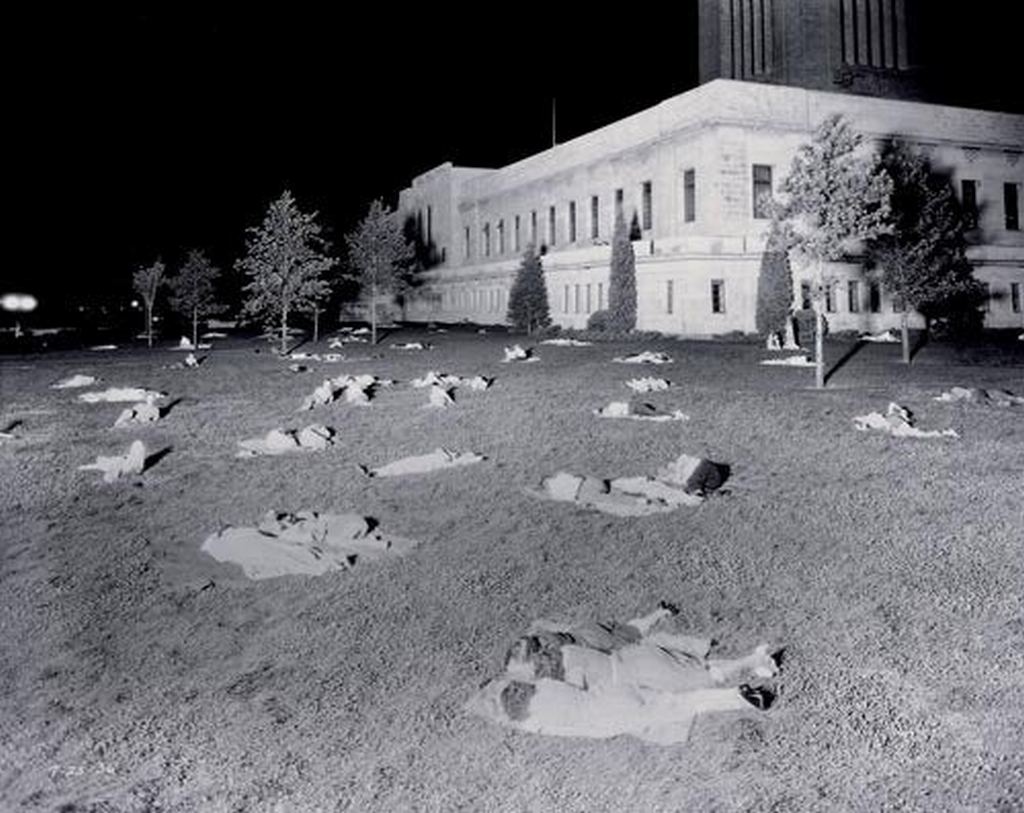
<box><xmin>465</xmin><ymin>603</ymin><xmax>778</xmax><ymax>743</ymax></box>
<box><xmin>504</xmin><ymin>603</ymin><xmax>778</xmax><ymax>692</ymax></box>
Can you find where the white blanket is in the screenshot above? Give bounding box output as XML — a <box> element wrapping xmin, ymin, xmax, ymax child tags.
<box><xmin>201</xmin><ymin>510</ymin><xmax>418</xmax><ymax>580</ymax></box>
<box><xmin>237</xmin><ymin>424</ymin><xmax>336</xmax><ymax>457</ymax></box>
<box><xmin>594</xmin><ymin>401</ymin><xmax>689</xmax><ymax>422</ymax></box>
<box><xmin>360</xmin><ymin>448</ymin><xmax>486</xmax><ymax>477</ymax></box>
<box><xmin>78</xmin><ymin>387</ymin><xmax>166</xmax><ymax>403</ymax></box>
<box><xmin>114</xmin><ymin>400</ymin><xmax>161</xmax><ymax>427</ymax></box>
<box><xmin>853</xmin><ymin>402</ymin><xmax>959</xmax><ymax>439</ymax></box>
<box><xmin>52</xmin><ymin>374</ymin><xmax>97</xmax><ymax>389</ymax></box>
<box><xmin>760</xmin><ymin>355</ymin><xmax>814</xmax><ymax>367</ymax></box>
<box><xmin>613</xmin><ymin>351</ymin><xmax>673</xmax><ymax>365</ymax></box>
<box><xmin>626</xmin><ymin>377</ymin><xmax>670</xmax><ymax>393</ymax></box>
<box><xmin>78</xmin><ymin>440</ymin><xmax>147</xmax><ymax>482</ymax></box>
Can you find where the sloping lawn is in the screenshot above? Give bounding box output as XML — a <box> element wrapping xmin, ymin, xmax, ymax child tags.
<box><xmin>1</xmin><ymin>330</ymin><xmax>1022</xmax><ymax>811</ymax></box>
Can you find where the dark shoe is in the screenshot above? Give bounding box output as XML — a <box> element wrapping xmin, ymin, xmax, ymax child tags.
<box><xmin>739</xmin><ymin>683</ymin><xmax>775</xmax><ymax>711</ymax></box>
<box><xmin>658</xmin><ymin>600</ymin><xmax>680</xmax><ymax>616</ymax></box>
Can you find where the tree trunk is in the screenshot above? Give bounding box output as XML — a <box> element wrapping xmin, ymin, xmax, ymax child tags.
<box><xmin>146</xmin><ymin>304</ymin><xmax>153</xmax><ymax>349</ymax></box>
<box><xmin>371</xmin><ymin>283</ymin><xmax>378</xmax><ymax>346</ymax></box>
<box><xmin>814</xmin><ymin>302</ymin><xmax>825</xmax><ymax>388</ymax></box>
<box><xmin>313</xmin><ymin>305</ymin><xmax>320</xmax><ymax>344</ymax></box>
<box><xmin>814</xmin><ymin>264</ymin><xmax>825</xmax><ymax>389</ymax></box>
<box><xmin>281</xmin><ymin>302</ymin><xmax>289</xmax><ymax>355</ymax></box>
<box><xmin>192</xmin><ymin>306</ymin><xmax>199</xmax><ymax>350</ymax></box>
<box><xmin>901</xmin><ymin>310</ymin><xmax>910</xmax><ymax>365</ymax></box>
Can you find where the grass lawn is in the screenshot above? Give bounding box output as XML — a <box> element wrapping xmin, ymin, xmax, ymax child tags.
<box><xmin>1</xmin><ymin>328</ymin><xmax>1022</xmax><ymax>811</ymax></box>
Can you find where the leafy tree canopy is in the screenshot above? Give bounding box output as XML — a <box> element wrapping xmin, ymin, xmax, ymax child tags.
<box><xmin>237</xmin><ymin>190</ymin><xmax>336</xmax><ymax>352</ymax></box>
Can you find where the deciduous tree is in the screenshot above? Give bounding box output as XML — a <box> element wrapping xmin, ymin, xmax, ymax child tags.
<box><xmin>238</xmin><ymin>191</ymin><xmax>336</xmax><ymax>354</ymax></box>
<box><xmin>868</xmin><ymin>140</ymin><xmax>984</xmax><ymax>363</ymax></box>
<box><xmin>169</xmin><ymin>249</ymin><xmax>221</xmax><ymax>349</ymax></box>
<box><xmin>506</xmin><ymin>244</ymin><xmax>551</xmax><ymax>335</ymax></box>
<box><xmin>770</xmin><ymin>114</ymin><xmax>892</xmax><ymax>387</ymax></box>
<box><xmin>132</xmin><ymin>259</ymin><xmax>166</xmax><ymax>348</ymax></box>
<box><xmin>344</xmin><ymin>199</ymin><xmax>415</xmax><ymax>345</ymax></box>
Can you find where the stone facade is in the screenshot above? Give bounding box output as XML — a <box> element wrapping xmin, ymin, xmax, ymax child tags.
<box><xmin>398</xmin><ymin>79</ymin><xmax>1024</xmax><ymax>335</ymax></box>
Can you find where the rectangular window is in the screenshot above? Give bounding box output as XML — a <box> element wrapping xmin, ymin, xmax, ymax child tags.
<box><xmin>497</xmin><ymin>219</ymin><xmax>505</xmax><ymax>255</ymax></box>
<box><xmin>825</xmin><ymin>283</ymin><xmax>836</xmax><ymax>313</ymax></box>
<box><xmin>641</xmin><ymin>181</ymin><xmax>653</xmax><ymax>230</ymax></box>
<box><xmin>982</xmin><ymin>282</ymin><xmax>992</xmax><ymax>311</ymax></box>
<box><xmin>574</xmin><ymin>284</ymin><xmax>581</xmax><ymax>314</ymax></box>
<box><xmin>598</xmin><ymin>282</ymin><xmax>604</xmax><ymax>310</ymax></box>
<box><xmin>683</xmin><ymin>169</ymin><xmax>696</xmax><ymax>223</ymax></box>
<box><xmin>549</xmin><ymin>206</ymin><xmax>557</xmax><ymax>246</ymax></box>
<box><xmin>531</xmin><ymin>211</ymin><xmax>538</xmax><ymax>246</ymax></box>
<box><xmin>847</xmin><ymin>280</ymin><xmax>861</xmax><ymax>313</ymax></box>
<box><xmin>892</xmin><ymin>296</ymin><xmax>905</xmax><ymax>313</ymax></box>
<box><xmin>1012</xmin><ymin>282</ymin><xmax>1021</xmax><ymax>314</ymax></box>
<box><xmin>869</xmin><ymin>281</ymin><xmax>881</xmax><ymax>313</ymax></box>
<box><xmin>483</xmin><ymin>223</ymin><xmax>490</xmax><ymax>257</ymax></box>
<box><xmin>800</xmin><ymin>280</ymin><xmax>812</xmax><ymax>310</ymax></box>
<box><xmin>752</xmin><ymin>164</ymin><xmax>773</xmax><ymax>219</ymax></box>
<box><xmin>591</xmin><ymin>195</ymin><xmax>599</xmax><ymax>239</ymax></box>
<box><xmin>711</xmin><ymin>279</ymin><xmax>726</xmax><ymax>314</ymax></box>
<box><xmin>586</xmin><ymin>283</ymin><xmax>592</xmax><ymax>313</ymax></box>
<box><xmin>961</xmin><ymin>179</ymin><xmax>978</xmax><ymax>229</ymax></box>
<box><xmin>464</xmin><ymin>226</ymin><xmax>470</xmax><ymax>259</ymax></box>
<box><xmin>1005</xmin><ymin>183</ymin><xmax>1020</xmax><ymax>231</ymax></box>
<box><xmin>569</xmin><ymin>201</ymin><xmax>577</xmax><ymax>243</ymax></box>
<box><xmin>563</xmin><ymin>285</ymin><xmax>570</xmax><ymax>313</ymax></box>
<box><xmin>666</xmin><ymin>279</ymin><xmax>674</xmax><ymax>314</ymax></box>
<box><xmin>514</xmin><ymin>215</ymin><xmax>521</xmax><ymax>253</ymax></box>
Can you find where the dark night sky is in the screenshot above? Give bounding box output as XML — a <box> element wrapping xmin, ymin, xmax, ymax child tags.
<box><xmin>6</xmin><ymin>5</ymin><xmax>1020</xmax><ymax>307</ymax></box>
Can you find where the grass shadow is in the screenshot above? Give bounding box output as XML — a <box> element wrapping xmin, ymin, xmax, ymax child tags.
<box><xmin>159</xmin><ymin>398</ymin><xmax>184</xmax><ymax>419</ymax></box>
<box><xmin>909</xmin><ymin>330</ymin><xmax>929</xmax><ymax>362</ymax></box>
<box><xmin>144</xmin><ymin>446</ymin><xmax>173</xmax><ymax>473</ymax></box>
<box><xmin>824</xmin><ymin>340</ymin><xmax>867</xmax><ymax>385</ymax></box>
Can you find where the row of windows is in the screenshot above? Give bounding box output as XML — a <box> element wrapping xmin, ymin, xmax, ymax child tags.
<box><xmin>800</xmin><ymin>279</ymin><xmax>886</xmax><ymax>313</ymax></box>
<box><xmin>461</xmin><ymin>165</ymin><xmax>783</xmax><ymax>261</ymax></box>
<box><xmin>797</xmin><ymin>279</ymin><xmax>1024</xmax><ymax>315</ymax></box>
<box><xmin>562</xmin><ymin>282</ymin><xmax>606</xmax><ymax>315</ymax></box>
<box><xmin>449</xmin><ymin>170</ymin><xmax>1019</xmax><ymax>267</ymax></box>
<box><xmin>464</xmin><ymin>182</ymin><xmax>657</xmax><ymax>260</ymax></box>
<box><xmin>442</xmin><ymin>279</ymin><xmax>1020</xmax><ymax>319</ymax></box>
<box><xmin>961</xmin><ymin>180</ymin><xmax>1021</xmax><ymax>231</ymax></box>
<box><xmin>448</xmin><ymin>287</ymin><xmax>507</xmax><ymax>313</ymax></box>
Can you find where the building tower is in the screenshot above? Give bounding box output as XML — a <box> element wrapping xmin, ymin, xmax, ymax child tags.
<box><xmin>698</xmin><ymin>0</ymin><xmax>927</xmax><ymax>103</ymax></box>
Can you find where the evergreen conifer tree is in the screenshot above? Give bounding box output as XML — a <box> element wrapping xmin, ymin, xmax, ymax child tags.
<box><xmin>506</xmin><ymin>244</ymin><xmax>551</xmax><ymax>334</ymax></box>
<box><xmin>607</xmin><ymin>211</ymin><xmax>637</xmax><ymax>331</ymax></box>
<box><xmin>755</xmin><ymin>221</ymin><xmax>794</xmax><ymax>338</ymax></box>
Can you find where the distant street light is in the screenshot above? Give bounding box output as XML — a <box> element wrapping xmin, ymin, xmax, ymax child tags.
<box><xmin>1</xmin><ymin>293</ymin><xmax>39</xmax><ymax>312</ymax></box>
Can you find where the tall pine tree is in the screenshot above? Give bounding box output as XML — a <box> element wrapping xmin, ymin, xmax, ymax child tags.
<box><xmin>607</xmin><ymin>211</ymin><xmax>637</xmax><ymax>331</ymax></box>
<box><xmin>506</xmin><ymin>244</ymin><xmax>551</xmax><ymax>335</ymax></box>
<box><xmin>755</xmin><ymin>221</ymin><xmax>794</xmax><ymax>339</ymax></box>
